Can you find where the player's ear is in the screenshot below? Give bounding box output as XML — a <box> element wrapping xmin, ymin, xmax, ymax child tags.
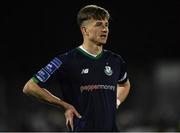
<box><xmin>81</xmin><ymin>26</ymin><xmax>89</xmax><ymax>36</ymax></box>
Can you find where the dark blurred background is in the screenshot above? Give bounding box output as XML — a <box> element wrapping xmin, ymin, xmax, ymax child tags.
<box><xmin>1</xmin><ymin>0</ymin><xmax>180</xmax><ymax>131</ymax></box>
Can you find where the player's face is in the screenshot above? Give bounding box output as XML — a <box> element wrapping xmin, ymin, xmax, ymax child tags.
<box><xmin>85</xmin><ymin>18</ymin><xmax>109</xmax><ymax>45</ymax></box>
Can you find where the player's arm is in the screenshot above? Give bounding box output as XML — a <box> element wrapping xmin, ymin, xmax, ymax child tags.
<box><xmin>23</xmin><ymin>55</ymin><xmax>81</xmax><ymax>131</ymax></box>
<box><xmin>116</xmin><ymin>79</ymin><xmax>130</xmax><ymax>108</ymax></box>
<box><xmin>23</xmin><ymin>78</ymin><xmax>81</xmax><ymax>131</ymax></box>
<box><xmin>23</xmin><ymin>78</ymin><xmax>70</xmax><ymax>109</ymax></box>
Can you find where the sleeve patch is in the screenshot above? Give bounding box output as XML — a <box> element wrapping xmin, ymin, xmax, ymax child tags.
<box><xmin>35</xmin><ymin>68</ymin><xmax>51</xmax><ymax>82</ymax></box>
<box><xmin>45</xmin><ymin>58</ymin><xmax>62</xmax><ymax>74</ymax></box>
<box><xmin>52</xmin><ymin>58</ymin><xmax>62</xmax><ymax>68</ymax></box>
<box><xmin>35</xmin><ymin>57</ymin><xmax>62</xmax><ymax>83</ymax></box>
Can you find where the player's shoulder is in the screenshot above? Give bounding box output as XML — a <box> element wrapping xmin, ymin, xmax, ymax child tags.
<box><xmin>104</xmin><ymin>49</ymin><xmax>124</xmax><ymax>61</ymax></box>
<box><xmin>54</xmin><ymin>47</ymin><xmax>79</xmax><ymax>62</ymax></box>
<box><xmin>56</xmin><ymin>47</ymin><xmax>76</xmax><ymax>56</ymax></box>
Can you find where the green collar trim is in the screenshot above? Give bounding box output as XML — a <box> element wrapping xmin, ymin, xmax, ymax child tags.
<box><xmin>76</xmin><ymin>47</ymin><xmax>104</xmax><ymax>60</ymax></box>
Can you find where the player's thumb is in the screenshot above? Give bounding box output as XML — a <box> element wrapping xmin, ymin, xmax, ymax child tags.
<box><xmin>74</xmin><ymin>110</ymin><xmax>82</xmax><ymax>119</ymax></box>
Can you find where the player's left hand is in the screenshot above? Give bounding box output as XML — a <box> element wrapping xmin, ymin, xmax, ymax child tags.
<box><xmin>64</xmin><ymin>105</ymin><xmax>82</xmax><ymax>131</ymax></box>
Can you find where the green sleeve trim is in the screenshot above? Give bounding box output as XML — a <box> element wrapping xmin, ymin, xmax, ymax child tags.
<box><xmin>32</xmin><ymin>76</ymin><xmax>39</xmax><ymax>83</ymax></box>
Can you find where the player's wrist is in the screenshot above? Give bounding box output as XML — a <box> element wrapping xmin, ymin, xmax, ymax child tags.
<box><xmin>116</xmin><ymin>99</ymin><xmax>121</xmax><ymax>109</ymax></box>
<box><xmin>62</xmin><ymin>102</ymin><xmax>73</xmax><ymax>110</ymax></box>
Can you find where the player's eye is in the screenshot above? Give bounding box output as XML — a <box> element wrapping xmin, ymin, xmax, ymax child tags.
<box><xmin>95</xmin><ymin>22</ymin><xmax>102</xmax><ymax>27</ymax></box>
<box><xmin>105</xmin><ymin>23</ymin><xmax>109</xmax><ymax>27</ymax></box>
<box><xmin>95</xmin><ymin>22</ymin><xmax>109</xmax><ymax>28</ymax></box>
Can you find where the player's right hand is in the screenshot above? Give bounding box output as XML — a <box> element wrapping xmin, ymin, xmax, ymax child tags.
<box><xmin>64</xmin><ymin>105</ymin><xmax>82</xmax><ymax>131</ymax></box>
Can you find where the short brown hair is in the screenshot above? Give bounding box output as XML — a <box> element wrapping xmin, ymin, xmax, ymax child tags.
<box><xmin>77</xmin><ymin>5</ymin><xmax>110</xmax><ymax>26</ymax></box>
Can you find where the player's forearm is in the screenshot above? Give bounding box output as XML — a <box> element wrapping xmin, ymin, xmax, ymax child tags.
<box><xmin>117</xmin><ymin>79</ymin><xmax>130</xmax><ymax>102</ymax></box>
<box><xmin>23</xmin><ymin>79</ymin><xmax>71</xmax><ymax>110</ymax></box>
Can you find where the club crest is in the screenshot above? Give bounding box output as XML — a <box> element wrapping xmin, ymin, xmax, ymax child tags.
<box><xmin>104</xmin><ymin>66</ymin><xmax>113</xmax><ymax>76</ymax></box>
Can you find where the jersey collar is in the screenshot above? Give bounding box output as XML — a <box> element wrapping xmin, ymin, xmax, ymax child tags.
<box><xmin>76</xmin><ymin>46</ymin><xmax>104</xmax><ymax>60</ymax></box>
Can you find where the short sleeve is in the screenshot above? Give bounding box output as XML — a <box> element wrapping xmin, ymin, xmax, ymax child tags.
<box><xmin>32</xmin><ymin>54</ymin><xmax>67</xmax><ymax>87</ymax></box>
<box><xmin>117</xmin><ymin>57</ymin><xmax>128</xmax><ymax>84</ymax></box>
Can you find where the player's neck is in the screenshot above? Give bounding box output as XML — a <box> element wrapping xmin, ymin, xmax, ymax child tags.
<box><xmin>81</xmin><ymin>42</ymin><xmax>103</xmax><ymax>55</ymax></box>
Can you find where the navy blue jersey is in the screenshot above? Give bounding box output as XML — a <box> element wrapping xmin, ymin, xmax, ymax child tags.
<box><xmin>32</xmin><ymin>47</ymin><xmax>128</xmax><ymax>131</ymax></box>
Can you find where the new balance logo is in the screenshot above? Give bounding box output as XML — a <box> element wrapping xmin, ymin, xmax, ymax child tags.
<box><xmin>81</xmin><ymin>68</ymin><xmax>89</xmax><ymax>74</ymax></box>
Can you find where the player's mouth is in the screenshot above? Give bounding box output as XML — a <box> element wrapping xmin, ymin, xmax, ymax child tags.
<box><xmin>100</xmin><ymin>34</ymin><xmax>107</xmax><ymax>38</ymax></box>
